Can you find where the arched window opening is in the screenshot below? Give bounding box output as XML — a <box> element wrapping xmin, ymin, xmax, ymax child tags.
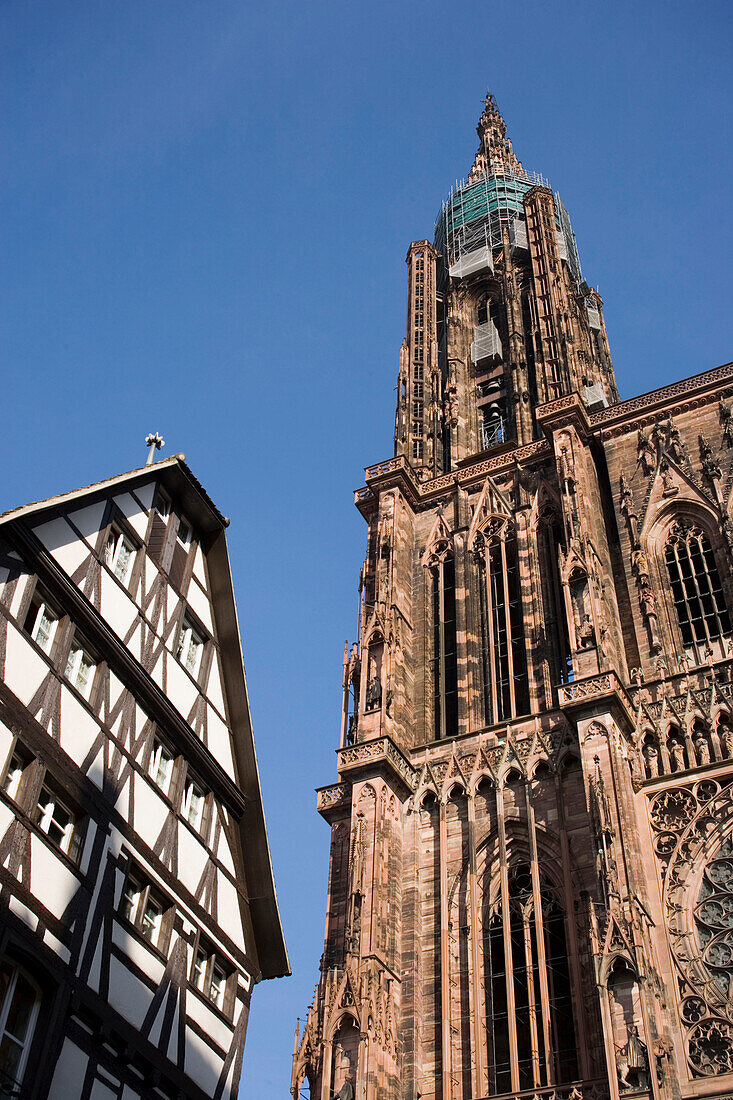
<box><xmin>607</xmin><ymin>959</ymin><xmax>649</xmax><ymax>1091</ymax></box>
<box><xmin>665</xmin><ymin>521</ymin><xmax>731</xmax><ymax>654</ymax></box>
<box><xmin>485</xmin><ymin>912</ymin><xmax>511</xmax><ymax>1095</ymax></box>
<box><xmin>537</xmin><ymin>514</ymin><xmax>573</xmax><ymax>686</ymax></box>
<box><xmin>330</xmin><ymin>1016</ymin><xmax>359</xmax><ymax>1099</ymax></box>
<box><xmin>476</xmin><ymin>524</ymin><xmax>529</xmax><ymax>724</ymax></box>
<box><xmin>0</xmin><ymin>961</ymin><xmax>41</xmax><ymax>1094</ymax></box>
<box><xmin>430</xmin><ymin>554</ymin><xmax>458</xmax><ymax>739</ymax></box>
<box><xmin>297</xmin><ymin>1071</ymin><xmax>313</xmax><ymax>1098</ymax></box>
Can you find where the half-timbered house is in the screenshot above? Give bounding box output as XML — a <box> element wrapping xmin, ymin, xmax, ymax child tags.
<box><xmin>0</xmin><ymin>453</ymin><xmax>288</xmax><ymax>1098</ymax></box>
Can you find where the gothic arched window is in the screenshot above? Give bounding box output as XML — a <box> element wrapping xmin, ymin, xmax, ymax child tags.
<box><xmin>475</xmin><ymin>522</ymin><xmax>529</xmax><ymax>724</ymax></box>
<box><xmin>429</xmin><ymin>551</ymin><xmax>458</xmax><ymax>740</ymax></box>
<box><xmin>664</xmin><ymin>520</ymin><xmax>731</xmax><ymax>653</ymax></box>
<box><xmin>484</xmin><ymin>863</ymin><xmax>578</xmax><ymax>1094</ymax></box>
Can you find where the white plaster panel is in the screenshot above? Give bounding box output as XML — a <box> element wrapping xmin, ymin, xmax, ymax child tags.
<box><xmin>185</xmin><ymin>577</ymin><xmax>213</xmax><ymax>634</ymax></box>
<box><xmin>84</xmin><ymin>747</ymin><xmax>105</xmax><ymax>794</ymax></box>
<box><xmin>91</xmin><ymin>1082</ymin><xmax>118</xmax><ymax>1100</ymax></box>
<box><xmin>215</xmin><ymin>818</ymin><xmax>236</xmax><ymax>876</ymax></box>
<box><xmin>48</xmin><ymin>1038</ymin><xmax>89</xmax><ymax>1099</ymax></box>
<box><xmin>165</xmin><ymin>658</ymin><xmax>198</xmax><ymax>722</ymax></box>
<box><xmin>8</xmin><ymin>895</ymin><xmax>37</xmax><ymax>931</ymax></box>
<box><xmin>0</xmin><ymin>801</ymin><xmax>15</xmax><ymax>837</ymax></box>
<box><xmin>67</xmin><ymin>501</ymin><xmax>106</xmax><ymax>541</ymax></box>
<box><xmin>113</xmin><ymin>490</ymin><xmax>150</xmax><ymax>540</ymax></box>
<box><xmin>32</xmin><ymin>517</ymin><xmax>89</xmax><ymax>576</ymax></box>
<box><xmin>122</xmin><ymin>1087</ymin><xmax>143</xmax><ymax>1100</ymax></box>
<box><xmin>192</xmin><ymin>544</ymin><xmax>206</xmax><ymax>587</ymax></box>
<box><xmin>206</xmin><ymin>708</ymin><xmax>233</xmax><ymax>771</ymax></box>
<box><xmin>183</xmin><ymin>1020</ymin><xmax>226</xmax><ymax>1095</ymax></box>
<box><xmin>59</xmin><ymin>688</ymin><xmax>100</xmax><ymax>770</ymax></box>
<box><xmin>4</xmin><ymin>626</ymin><xmax>51</xmax><ymax>706</ymax></box>
<box><xmin>100</xmin><ymin>571</ymin><xmax>138</xmax><ymax>642</ymax></box>
<box><xmin>177</xmin><ymin>824</ymin><xmax>208</xmax><ymax>898</ymax></box>
<box><xmin>107</xmin><ymin>955</ymin><xmax>154</xmax><ymax>1031</ymax></box>
<box><xmin>124</xmin><ymin>776</ymin><xmax>168</xmax><ymax>847</ymax></box>
<box><xmin>30</xmin><ymin>836</ymin><xmax>80</xmax><ymax>921</ymax></box>
<box><xmin>112</xmin><ymin>921</ymin><xmax>166</xmax><ymax>984</ymax></box>
<box><xmin>205</xmin><ymin>660</ymin><xmax>226</xmax><ymax>719</ymax></box>
<box><xmin>217</xmin><ymin>874</ymin><xmax>245</xmax><ymax>948</ymax></box>
<box><xmin>187</xmin><ymin>990</ymin><xmax>234</xmax><ymax>1051</ymax></box>
<box><xmin>133</xmin><ymin>479</ymin><xmax>155</xmax><ymax>512</ymax></box>
<box><xmin>150</xmin><ymin>650</ymin><xmax>165</xmax><ymax>692</ymax></box>
<box><xmin>8</xmin><ymin>570</ymin><xmax>29</xmax><ymax>619</ymax></box>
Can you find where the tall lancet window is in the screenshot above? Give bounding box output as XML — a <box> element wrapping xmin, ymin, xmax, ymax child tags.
<box><xmin>485</xmin><ymin>862</ymin><xmax>579</xmax><ymax>1095</ymax></box>
<box><xmin>428</xmin><ymin>546</ymin><xmax>458</xmax><ymax>740</ymax></box>
<box><xmin>664</xmin><ymin>520</ymin><xmax>731</xmax><ymax>654</ymax></box>
<box><xmin>474</xmin><ymin>520</ymin><xmax>529</xmax><ymax>723</ymax></box>
<box><xmin>537</xmin><ymin>509</ymin><xmax>572</xmax><ymax>685</ymax></box>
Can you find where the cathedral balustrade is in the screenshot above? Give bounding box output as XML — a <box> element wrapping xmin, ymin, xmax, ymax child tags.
<box><xmin>471</xmin><ymin>1080</ymin><xmax>609</xmax><ymax>1100</ymax></box>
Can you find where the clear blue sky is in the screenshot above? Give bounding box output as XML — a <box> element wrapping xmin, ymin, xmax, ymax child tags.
<box><xmin>2</xmin><ymin>1</ymin><xmax>731</xmax><ymax>1094</ymax></box>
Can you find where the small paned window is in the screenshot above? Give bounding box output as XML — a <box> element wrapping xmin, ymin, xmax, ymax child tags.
<box><xmin>149</xmin><ymin>737</ymin><xmax>175</xmax><ymax>797</ymax></box>
<box><xmin>412</xmin><ymin>441</ymin><xmax>423</xmax><ymax>460</ymax></box>
<box><xmin>176</xmin><ymin>616</ymin><xmax>205</xmax><ymax>677</ymax></box>
<box><xmin>120</xmin><ymin>871</ymin><xmax>172</xmax><ymax>951</ymax></box>
<box><xmin>192</xmin><ymin>940</ymin><xmax>232</xmax><ymax>1014</ymax></box>
<box><xmin>183</xmin><ymin>774</ymin><xmax>207</xmax><ymax>832</ymax></box>
<box><xmin>413</xmin><ymin>381</ymin><xmax>423</xmax><ymax>398</ymax></box>
<box><xmin>0</xmin><ymin>961</ymin><xmax>41</xmax><ymax>1094</ymax></box>
<box><xmin>176</xmin><ymin>516</ymin><xmax>193</xmax><ymax>548</ymax></box>
<box><xmin>665</xmin><ymin>521</ymin><xmax>732</xmax><ymax>649</ymax></box>
<box><xmin>2</xmin><ymin>750</ymin><xmax>29</xmax><ymax>803</ymax></box>
<box><xmin>155</xmin><ymin>489</ymin><xmax>172</xmax><ymax>518</ymax></box>
<box><xmin>34</xmin><ymin>785</ymin><xmax>82</xmax><ymax>861</ymax></box>
<box><xmin>22</xmin><ymin>590</ymin><xmax>59</xmax><ymax>655</ymax></box>
<box><xmin>65</xmin><ymin>639</ymin><xmax>97</xmax><ymax>699</ymax></box>
<box><xmin>104</xmin><ymin>526</ymin><xmax>136</xmax><ymax>583</ymax></box>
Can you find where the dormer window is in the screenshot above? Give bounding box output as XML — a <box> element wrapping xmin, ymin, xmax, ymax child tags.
<box><xmin>176</xmin><ymin>615</ymin><xmax>205</xmax><ymax>677</ymax></box>
<box><xmin>104</xmin><ymin>525</ymin><xmax>136</xmax><ymax>583</ymax></box>
<box><xmin>23</xmin><ymin>588</ymin><xmax>59</xmax><ymax>655</ymax></box>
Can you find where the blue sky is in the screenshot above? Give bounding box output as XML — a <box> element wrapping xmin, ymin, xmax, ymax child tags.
<box><xmin>2</xmin><ymin>1</ymin><xmax>731</xmax><ymax>1094</ymax></box>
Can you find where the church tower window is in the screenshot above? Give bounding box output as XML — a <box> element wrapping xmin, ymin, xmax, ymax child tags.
<box><xmin>475</xmin><ymin>523</ymin><xmax>529</xmax><ymax>724</ymax></box>
<box><xmin>664</xmin><ymin>520</ymin><xmax>731</xmax><ymax>651</ymax></box>
<box><xmin>430</xmin><ymin>553</ymin><xmax>458</xmax><ymax>739</ymax></box>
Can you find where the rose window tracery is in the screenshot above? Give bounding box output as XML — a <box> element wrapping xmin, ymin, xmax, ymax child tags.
<box><xmin>652</xmin><ymin>782</ymin><xmax>733</xmax><ymax>1077</ymax></box>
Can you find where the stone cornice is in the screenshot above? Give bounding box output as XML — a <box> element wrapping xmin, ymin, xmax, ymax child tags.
<box><xmin>557</xmin><ymin>670</ymin><xmax>636</xmax><ymax>731</ymax></box>
<box><xmin>590</xmin><ymin>362</ymin><xmax>733</xmax><ymax>437</ymax></box>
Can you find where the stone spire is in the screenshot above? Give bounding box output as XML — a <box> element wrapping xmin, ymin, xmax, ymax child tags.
<box><xmin>468</xmin><ymin>91</ymin><xmax>526</xmax><ymax>181</ymax></box>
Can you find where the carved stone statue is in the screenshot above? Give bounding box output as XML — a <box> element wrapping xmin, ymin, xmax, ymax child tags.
<box><xmin>668</xmin><ymin>740</ymin><xmax>685</xmax><ymax>772</ymax></box>
<box><xmin>365</xmin><ymin>673</ymin><xmax>382</xmax><ymax>711</ymax></box>
<box><xmin>617</xmin><ymin>1026</ymin><xmax>649</xmax><ymax>1091</ymax></box>
<box><xmin>720</xmin><ymin>722</ymin><xmax>733</xmax><ymax>758</ymax></box>
<box><xmin>577</xmin><ymin>613</ymin><xmax>596</xmax><ymax>649</ymax></box>
<box><xmin>643</xmin><ymin>743</ymin><xmax>659</xmax><ymax>778</ymax></box>
<box><xmin>694</xmin><ymin>735</ymin><xmax>711</xmax><ymax>766</ymax></box>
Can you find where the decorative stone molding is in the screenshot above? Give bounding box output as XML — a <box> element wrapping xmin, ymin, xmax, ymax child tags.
<box><xmin>317</xmin><ymin>783</ymin><xmax>352</xmax><ymax>818</ymax></box>
<box><xmin>337</xmin><ymin>737</ymin><xmax>417</xmax><ymax>792</ymax></box>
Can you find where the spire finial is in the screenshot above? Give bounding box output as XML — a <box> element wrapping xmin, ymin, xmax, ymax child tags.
<box><xmin>145</xmin><ymin>432</ymin><xmax>165</xmax><ymax>465</ymax></box>
<box><xmin>468</xmin><ymin>91</ymin><xmax>526</xmax><ymax>182</ymax></box>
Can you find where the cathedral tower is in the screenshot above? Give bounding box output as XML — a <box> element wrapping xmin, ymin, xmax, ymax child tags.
<box><xmin>293</xmin><ymin>94</ymin><xmax>733</xmax><ymax>1100</ymax></box>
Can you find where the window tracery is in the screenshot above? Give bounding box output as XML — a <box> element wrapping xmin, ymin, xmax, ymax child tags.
<box><xmin>664</xmin><ymin>520</ymin><xmax>731</xmax><ymax>656</ymax></box>
<box><xmin>473</xmin><ymin>519</ymin><xmax>529</xmax><ymax>724</ymax></box>
<box><xmin>427</xmin><ymin>544</ymin><xmax>458</xmax><ymax>740</ymax></box>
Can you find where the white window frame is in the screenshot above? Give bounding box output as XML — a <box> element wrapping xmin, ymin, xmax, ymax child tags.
<box><xmin>0</xmin><ymin>961</ymin><xmax>40</xmax><ymax>1093</ymax></box>
<box><xmin>25</xmin><ymin>594</ymin><xmax>59</xmax><ymax>655</ymax></box>
<box><xmin>120</xmin><ymin>872</ymin><xmax>169</xmax><ymax>950</ymax></box>
<box><xmin>2</xmin><ymin>751</ymin><xmax>26</xmax><ymax>802</ymax></box>
<box><xmin>104</xmin><ymin>525</ymin><xmax>137</xmax><ymax>583</ymax></box>
<box><xmin>65</xmin><ymin>640</ymin><xmax>97</xmax><ymax>699</ymax></box>
<box><xmin>148</xmin><ymin>737</ymin><xmax>175</xmax><ymax>797</ymax></box>
<box><xmin>182</xmin><ymin>775</ymin><xmax>207</xmax><ymax>832</ymax></box>
<box><xmin>192</xmin><ymin>941</ymin><xmax>231</xmax><ymax>1013</ymax></box>
<box><xmin>176</xmin><ymin>515</ymin><xmax>193</xmax><ymax>548</ymax></box>
<box><xmin>34</xmin><ymin>784</ymin><xmax>81</xmax><ymax>861</ymax></box>
<box><xmin>176</xmin><ymin>616</ymin><xmax>205</xmax><ymax>678</ymax></box>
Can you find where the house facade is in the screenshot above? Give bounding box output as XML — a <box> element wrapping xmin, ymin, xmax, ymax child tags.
<box><xmin>292</xmin><ymin>95</ymin><xmax>733</xmax><ymax>1100</ymax></box>
<box><xmin>0</xmin><ymin>454</ymin><xmax>287</xmax><ymax>1098</ymax></box>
